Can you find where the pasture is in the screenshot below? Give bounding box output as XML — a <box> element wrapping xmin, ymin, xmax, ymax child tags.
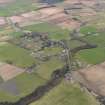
<box><xmin>0</xmin><ymin>0</ymin><xmax>38</xmax><ymax>16</ymax></box>
<box><xmin>0</xmin><ymin>72</ymin><xmax>45</xmax><ymax>102</ymax></box>
<box><xmin>0</xmin><ymin>43</ymin><xmax>35</xmax><ymax>68</ymax></box>
<box><xmin>23</xmin><ymin>22</ymin><xmax>70</xmax><ymax>40</ymax></box>
<box><xmin>30</xmin><ymin>81</ymin><xmax>99</xmax><ymax>105</ymax></box>
<box><xmin>76</xmin><ymin>26</ymin><xmax>105</xmax><ymax>64</ymax></box>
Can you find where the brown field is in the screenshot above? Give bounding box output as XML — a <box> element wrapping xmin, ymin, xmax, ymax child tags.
<box><xmin>0</xmin><ymin>17</ymin><xmax>6</xmax><ymax>26</ymax></box>
<box><xmin>0</xmin><ymin>6</ymin><xmax>80</xmax><ymax>29</ymax></box>
<box><xmin>0</xmin><ymin>64</ymin><xmax>25</xmax><ymax>81</ymax></box>
<box><xmin>10</xmin><ymin>16</ymin><xmax>27</xmax><ymax>23</ymax></box>
<box><xmin>8</xmin><ymin>6</ymin><xmax>80</xmax><ymax>29</ymax></box>
<box><xmin>72</xmin><ymin>62</ymin><xmax>105</xmax><ymax>96</ymax></box>
<box><xmin>79</xmin><ymin>8</ymin><xmax>96</xmax><ymax>17</ymax></box>
<box><xmin>0</xmin><ymin>0</ymin><xmax>13</xmax><ymax>4</ymax></box>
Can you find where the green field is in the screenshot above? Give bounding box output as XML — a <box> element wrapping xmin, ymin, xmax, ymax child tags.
<box><xmin>0</xmin><ymin>73</ymin><xmax>45</xmax><ymax>102</ymax></box>
<box><xmin>80</xmin><ymin>25</ymin><xmax>97</xmax><ymax>35</ymax></box>
<box><xmin>30</xmin><ymin>81</ymin><xmax>99</xmax><ymax>105</ymax></box>
<box><xmin>44</xmin><ymin>47</ymin><xmax>63</xmax><ymax>55</ymax></box>
<box><xmin>68</xmin><ymin>40</ymin><xmax>85</xmax><ymax>49</ymax></box>
<box><xmin>24</xmin><ymin>22</ymin><xmax>70</xmax><ymax>40</ymax></box>
<box><xmin>76</xmin><ymin>47</ymin><xmax>105</xmax><ymax>64</ymax></box>
<box><xmin>82</xmin><ymin>33</ymin><xmax>105</xmax><ymax>47</ymax></box>
<box><xmin>0</xmin><ymin>0</ymin><xmax>38</xmax><ymax>16</ymax></box>
<box><xmin>76</xmin><ymin>26</ymin><xmax>105</xmax><ymax>64</ymax></box>
<box><xmin>0</xmin><ymin>43</ymin><xmax>35</xmax><ymax>68</ymax></box>
<box><xmin>36</xmin><ymin>57</ymin><xmax>64</xmax><ymax>80</ymax></box>
<box><xmin>14</xmin><ymin>73</ymin><xmax>46</xmax><ymax>97</ymax></box>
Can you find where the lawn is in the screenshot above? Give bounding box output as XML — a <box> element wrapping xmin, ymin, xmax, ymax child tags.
<box><xmin>30</xmin><ymin>81</ymin><xmax>99</xmax><ymax>105</ymax></box>
<box><xmin>0</xmin><ymin>0</ymin><xmax>38</xmax><ymax>16</ymax></box>
<box><xmin>0</xmin><ymin>43</ymin><xmax>35</xmax><ymax>68</ymax></box>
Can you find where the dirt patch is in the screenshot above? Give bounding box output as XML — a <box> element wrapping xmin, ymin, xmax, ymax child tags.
<box><xmin>10</xmin><ymin>16</ymin><xmax>27</xmax><ymax>23</ymax></box>
<box><xmin>38</xmin><ymin>7</ymin><xmax>63</xmax><ymax>15</ymax></box>
<box><xmin>72</xmin><ymin>62</ymin><xmax>105</xmax><ymax>96</ymax></box>
<box><xmin>0</xmin><ymin>64</ymin><xmax>25</xmax><ymax>81</ymax></box>
<box><xmin>0</xmin><ymin>36</ymin><xmax>10</xmax><ymax>42</ymax></box>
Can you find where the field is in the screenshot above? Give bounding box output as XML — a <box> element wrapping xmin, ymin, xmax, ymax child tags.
<box><xmin>23</xmin><ymin>22</ymin><xmax>70</xmax><ymax>40</ymax></box>
<box><xmin>0</xmin><ymin>63</ymin><xmax>25</xmax><ymax>81</ymax></box>
<box><xmin>0</xmin><ymin>18</ymin><xmax>100</xmax><ymax>105</ymax></box>
<box><xmin>72</xmin><ymin>62</ymin><xmax>105</xmax><ymax>96</ymax></box>
<box><xmin>0</xmin><ymin>56</ymin><xmax>64</xmax><ymax>101</ymax></box>
<box><xmin>0</xmin><ymin>0</ymin><xmax>104</xmax><ymax>105</ymax></box>
<box><xmin>0</xmin><ymin>21</ymin><xmax>68</xmax><ymax>102</ymax></box>
<box><xmin>30</xmin><ymin>81</ymin><xmax>99</xmax><ymax>105</ymax></box>
<box><xmin>0</xmin><ymin>43</ymin><xmax>35</xmax><ymax>68</ymax></box>
<box><xmin>36</xmin><ymin>57</ymin><xmax>64</xmax><ymax>79</ymax></box>
<box><xmin>0</xmin><ymin>73</ymin><xmax>45</xmax><ymax>102</ymax></box>
<box><xmin>0</xmin><ymin>0</ymin><xmax>38</xmax><ymax>16</ymax></box>
<box><xmin>76</xmin><ymin>25</ymin><xmax>105</xmax><ymax>64</ymax></box>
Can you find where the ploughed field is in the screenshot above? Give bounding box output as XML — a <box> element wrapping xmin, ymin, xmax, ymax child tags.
<box><xmin>72</xmin><ymin>62</ymin><xmax>105</xmax><ymax>97</ymax></box>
